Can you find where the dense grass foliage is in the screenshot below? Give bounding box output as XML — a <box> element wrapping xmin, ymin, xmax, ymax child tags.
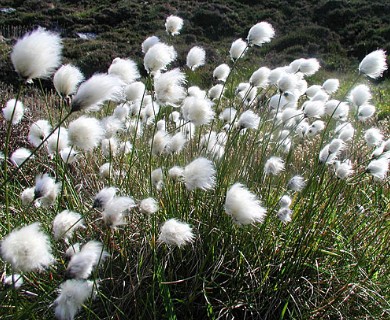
<box><xmin>0</xmin><ymin>12</ymin><xmax>389</xmax><ymax>320</ymax></box>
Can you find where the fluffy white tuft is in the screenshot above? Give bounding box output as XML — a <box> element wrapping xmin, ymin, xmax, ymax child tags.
<box><xmin>181</xmin><ymin>96</ymin><xmax>215</xmax><ymax>126</ymax></box>
<box><xmin>1</xmin><ymin>222</ymin><xmax>54</xmax><ymax>272</ymax></box>
<box><xmin>225</xmin><ymin>183</ymin><xmax>267</xmax><ymax>225</ymax></box>
<box><xmin>139</xmin><ymin>197</ymin><xmax>159</xmax><ymax>215</ymax></box>
<box><xmin>68</xmin><ymin>116</ymin><xmax>105</xmax><ymax>151</ymax></box>
<box><xmin>11</xmin><ymin>27</ymin><xmax>62</xmax><ymax>81</ymax></box>
<box><xmin>71</xmin><ymin>74</ymin><xmax>124</xmax><ymax>112</ymax></box>
<box><xmin>230</xmin><ymin>38</ymin><xmax>247</xmax><ymax>61</ymax></box>
<box><xmin>247</xmin><ymin>21</ymin><xmax>275</xmax><ymax>46</ymax></box>
<box><xmin>66</xmin><ymin>241</ymin><xmax>108</xmax><ymax>279</ymax></box>
<box><xmin>142</xmin><ymin>35</ymin><xmax>160</xmax><ymax>54</ymax></box>
<box><xmin>53</xmin><ymin>64</ymin><xmax>84</xmax><ymax>97</ymax></box>
<box><xmin>359</xmin><ymin>49</ymin><xmax>388</xmax><ymax>79</ymax></box>
<box><xmin>54</xmin><ymin>279</ymin><xmax>95</xmax><ymax>320</ymax></box>
<box><xmin>183</xmin><ymin>157</ymin><xmax>216</xmax><ymax>191</ymax></box>
<box><xmin>158</xmin><ymin>218</ymin><xmax>195</xmax><ymax>247</ymax></box>
<box><xmin>213</xmin><ymin>64</ymin><xmax>230</xmax><ymax>82</ymax></box>
<box><xmin>187</xmin><ymin>46</ymin><xmax>206</xmax><ymax>70</ymax></box>
<box><xmin>264</xmin><ymin>156</ymin><xmax>285</xmax><ymax>175</ymax></box>
<box><xmin>53</xmin><ymin>210</ymin><xmax>84</xmax><ymax>241</ymax></box>
<box><xmin>165</xmin><ymin>15</ymin><xmax>184</xmax><ymax>36</ymax></box>
<box><xmin>155</xmin><ymin>68</ymin><xmax>187</xmax><ymax>106</ymax></box>
<box><xmin>108</xmin><ymin>57</ymin><xmax>140</xmax><ymax>84</ymax></box>
<box><xmin>144</xmin><ymin>42</ymin><xmax>177</xmax><ymax>74</ymax></box>
<box><xmin>93</xmin><ymin>187</ymin><xmax>117</xmax><ymax>210</ymax></box>
<box><xmin>2</xmin><ymin>99</ymin><xmax>24</xmax><ymax>124</ymax></box>
<box><xmin>10</xmin><ymin>147</ymin><xmax>33</xmax><ymax>167</ymax></box>
<box><xmin>28</xmin><ymin>119</ymin><xmax>52</xmax><ymax>147</ymax></box>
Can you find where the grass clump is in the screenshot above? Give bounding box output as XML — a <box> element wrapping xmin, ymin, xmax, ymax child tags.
<box><xmin>0</xmin><ymin>14</ymin><xmax>389</xmax><ymax>320</ymax></box>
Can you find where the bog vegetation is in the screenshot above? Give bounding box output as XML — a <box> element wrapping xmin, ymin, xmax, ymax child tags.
<box><xmin>0</xmin><ymin>11</ymin><xmax>389</xmax><ymax>320</ymax></box>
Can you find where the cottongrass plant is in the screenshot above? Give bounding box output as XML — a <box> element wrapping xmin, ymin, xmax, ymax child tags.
<box><xmin>0</xmin><ymin>15</ymin><xmax>389</xmax><ymax>320</ymax></box>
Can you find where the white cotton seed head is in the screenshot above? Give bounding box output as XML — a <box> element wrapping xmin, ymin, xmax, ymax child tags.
<box><xmin>71</xmin><ymin>74</ymin><xmax>124</xmax><ymax>112</ymax></box>
<box><xmin>165</xmin><ymin>15</ymin><xmax>184</xmax><ymax>36</ymax></box>
<box><xmin>305</xmin><ymin>85</ymin><xmax>323</xmax><ymax>98</ymax></box>
<box><xmin>68</xmin><ymin>116</ymin><xmax>105</xmax><ymax>151</ymax></box>
<box><xmin>66</xmin><ymin>241</ymin><xmax>108</xmax><ymax>279</ymax></box>
<box><xmin>47</xmin><ymin>128</ymin><xmax>69</xmax><ymax>156</ymax></box>
<box><xmin>336</xmin><ymin>122</ymin><xmax>355</xmax><ymax>142</ymax></box>
<box><xmin>213</xmin><ymin>64</ymin><xmax>230</xmax><ymax>82</ymax></box>
<box><xmin>34</xmin><ymin>173</ymin><xmax>60</xmax><ymax>207</ymax></box>
<box><xmin>225</xmin><ymin>183</ymin><xmax>267</xmax><ymax>225</ymax></box>
<box><xmin>184</xmin><ymin>157</ymin><xmax>216</xmax><ymax>191</ymax></box>
<box><xmin>151</xmin><ymin>168</ymin><xmax>164</xmax><ymax>190</ymax></box>
<box><xmin>158</xmin><ymin>218</ymin><xmax>194</xmax><ymax>247</ymax></box>
<box><xmin>366</xmin><ymin>158</ymin><xmax>389</xmax><ymax>181</ymax></box>
<box><xmin>2</xmin><ymin>99</ymin><xmax>24</xmax><ymax>124</ymax></box>
<box><xmin>140</xmin><ymin>197</ymin><xmax>159</xmax><ymax>215</ymax></box>
<box><xmin>329</xmin><ymin>138</ymin><xmax>345</xmax><ymax>154</ymax></box>
<box><xmin>287</xmin><ymin>175</ymin><xmax>306</xmax><ymax>192</ymax></box>
<box><xmin>93</xmin><ymin>187</ymin><xmax>117</xmax><ymax>210</ymax></box>
<box><xmin>54</xmin><ymin>279</ymin><xmax>95</xmax><ymax>320</ymax></box>
<box><xmin>277</xmin><ymin>74</ymin><xmax>298</xmax><ymax>93</ymax></box>
<box><xmin>102</xmin><ymin>196</ymin><xmax>136</xmax><ymax>227</ymax></box>
<box><xmin>269</xmin><ymin>95</ymin><xmax>290</xmax><ymax>113</ymax></box>
<box><xmin>28</xmin><ymin>119</ymin><xmax>52</xmax><ymax>147</ymax></box>
<box><xmin>359</xmin><ymin>49</ymin><xmax>388</xmax><ymax>79</ymax></box>
<box><xmin>247</xmin><ymin>21</ymin><xmax>275</xmax><ymax>46</ymax></box>
<box><xmin>118</xmin><ymin>141</ymin><xmax>133</xmax><ymax>155</ymax></box>
<box><xmin>322</xmin><ymin>78</ymin><xmax>339</xmax><ymax>94</ymax></box>
<box><xmin>230</xmin><ymin>38</ymin><xmax>247</xmax><ymax>61</ymax></box>
<box><xmin>302</xmin><ymin>100</ymin><xmax>325</xmax><ymax>118</ymax></box>
<box><xmin>108</xmin><ymin>57</ymin><xmax>140</xmax><ymax>84</ymax></box>
<box><xmin>268</xmin><ymin>67</ymin><xmax>287</xmax><ymax>85</ymax></box>
<box><xmin>349</xmin><ymin>84</ymin><xmax>371</xmax><ymax>108</ymax></box>
<box><xmin>101</xmin><ymin>138</ymin><xmax>118</xmax><ymax>158</ymax></box>
<box><xmin>279</xmin><ymin>195</ymin><xmax>292</xmax><ymax>208</ymax></box>
<box><xmin>188</xmin><ymin>86</ymin><xmax>206</xmax><ymax>98</ymax></box>
<box><xmin>155</xmin><ymin>68</ymin><xmax>186</xmax><ymax>106</ymax></box>
<box><xmin>10</xmin><ymin>148</ymin><xmax>33</xmax><ymax>167</ymax></box>
<box><xmin>99</xmin><ymin>162</ymin><xmax>115</xmax><ymax>179</ymax></box>
<box><xmin>53</xmin><ymin>64</ymin><xmax>84</xmax><ymax>97</ymax></box>
<box><xmin>364</xmin><ymin>128</ymin><xmax>383</xmax><ymax>147</ymax></box>
<box><xmin>264</xmin><ymin>156</ymin><xmax>285</xmax><ymax>175</ymax></box>
<box><xmin>169</xmin><ymin>132</ymin><xmax>187</xmax><ymax>154</ymax></box>
<box><xmin>236</xmin><ymin>110</ymin><xmax>260</xmax><ymax>130</ymax></box>
<box><xmin>277</xmin><ymin>208</ymin><xmax>292</xmax><ymax>223</ymax></box>
<box><xmin>299</xmin><ymin>58</ymin><xmax>320</xmax><ymax>76</ymax></box>
<box><xmin>60</xmin><ymin>147</ymin><xmax>78</xmax><ymax>164</ymax></box>
<box><xmin>219</xmin><ymin>108</ymin><xmax>237</xmax><ymax>123</ymax></box>
<box><xmin>124</xmin><ymin>82</ymin><xmax>145</xmax><ymax>102</ymax></box>
<box><xmin>151</xmin><ymin>130</ymin><xmax>171</xmax><ymax>155</ymax></box>
<box><xmin>142</xmin><ymin>35</ymin><xmax>160</xmax><ymax>54</ymax></box>
<box><xmin>144</xmin><ymin>42</ymin><xmax>177</xmax><ymax>74</ymax></box>
<box><xmin>168</xmin><ymin>166</ymin><xmax>184</xmax><ymax>181</ymax></box>
<box><xmin>11</xmin><ymin>27</ymin><xmax>62</xmax><ymax>81</ymax></box>
<box><xmin>358</xmin><ymin>104</ymin><xmax>376</xmax><ymax>122</ymax></box>
<box><xmin>181</xmin><ymin>96</ymin><xmax>215</xmax><ymax>126</ymax></box>
<box><xmin>335</xmin><ymin>160</ymin><xmax>354</xmax><ymax>179</ymax></box>
<box><xmin>187</xmin><ymin>46</ymin><xmax>206</xmax><ymax>70</ymax></box>
<box><xmin>208</xmin><ymin>84</ymin><xmax>224</xmax><ymax>100</ymax></box>
<box><xmin>21</xmin><ymin>187</ymin><xmax>35</xmax><ymax>205</ymax></box>
<box><xmin>53</xmin><ymin>210</ymin><xmax>84</xmax><ymax>241</ymax></box>
<box><xmin>319</xmin><ymin>144</ymin><xmax>338</xmax><ymax>164</ymax></box>
<box><xmin>1</xmin><ymin>222</ymin><xmax>54</xmax><ymax>272</ymax></box>
<box><xmin>65</xmin><ymin>243</ymin><xmax>81</xmax><ymax>258</ymax></box>
<box><xmin>100</xmin><ymin>115</ymin><xmax>123</xmax><ymax>139</ymax></box>
<box><xmin>250</xmin><ymin>67</ymin><xmax>270</xmax><ymax>88</ymax></box>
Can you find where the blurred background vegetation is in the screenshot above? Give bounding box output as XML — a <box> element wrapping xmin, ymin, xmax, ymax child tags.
<box><xmin>0</xmin><ymin>0</ymin><xmax>389</xmax><ymax>88</ymax></box>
